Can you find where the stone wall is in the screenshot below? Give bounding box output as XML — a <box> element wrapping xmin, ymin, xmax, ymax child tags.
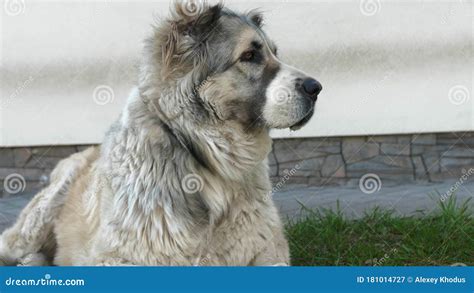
<box><xmin>269</xmin><ymin>132</ymin><xmax>474</xmax><ymax>187</ymax></box>
<box><xmin>1</xmin><ymin>132</ymin><xmax>473</xmax><ymax>197</ymax></box>
<box><xmin>0</xmin><ymin>145</ymin><xmax>91</xmax><ymax>196</ymax></box>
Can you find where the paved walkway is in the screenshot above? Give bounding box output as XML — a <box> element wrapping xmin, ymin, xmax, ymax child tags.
<box><xmin>274</xmin><ymin>180</ymin><xmax>474</xmax><ymax>220</ymax></box>
<box><xmin>1</xmin><ymin>181</ymin><xmax>473</xmax><ymax>232</ymax></box>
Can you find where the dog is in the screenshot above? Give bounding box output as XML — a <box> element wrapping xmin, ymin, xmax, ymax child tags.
<box><xmin>0</xmin><ymin>1</ymin><xmax>322</xmax><ymax>266</ymax></box>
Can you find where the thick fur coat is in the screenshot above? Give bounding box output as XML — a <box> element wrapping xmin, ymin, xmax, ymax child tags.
<box><xmin>0</xmin><ymin>1</ymin><xmax>321</xmax><ymax>266</ymax></box>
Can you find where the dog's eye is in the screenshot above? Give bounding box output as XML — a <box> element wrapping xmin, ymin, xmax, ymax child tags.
<box><xmin>240</xmin><ymin>50</ymin><xmax>256</xmax><ymax>62</ymax></box>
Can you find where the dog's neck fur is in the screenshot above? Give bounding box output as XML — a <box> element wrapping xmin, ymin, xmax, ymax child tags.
<box><xmin>100</xmin><ymin>88</ymin><xmax>272</xmax><ymax>253</ymax></box>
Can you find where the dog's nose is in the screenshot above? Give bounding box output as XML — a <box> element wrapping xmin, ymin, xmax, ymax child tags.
<box><xmin>301</xmin><ymin>78</ymin><xmax>322</xmax><ymax>100</ymax></box>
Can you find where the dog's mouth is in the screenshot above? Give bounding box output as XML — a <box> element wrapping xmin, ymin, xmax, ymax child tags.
<box><xmin>289</xmin><ymin>108</ymin><xmax>314</xmax><ymax>131</ymax></box>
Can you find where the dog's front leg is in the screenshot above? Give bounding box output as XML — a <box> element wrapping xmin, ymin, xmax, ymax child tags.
<box><xmin>93</xmin><ymin>256</ymin><xmax>137</xmax><ymax>266</ymax></box>
<box><xmin>252</xmin><ymin>246</ymin><xmax>290</xmax><ymax>266</ymax></box>
<box><xmin>251</xmin><ymin>227</ymin><xmax>290</xmax><ymax>266</ymax></box>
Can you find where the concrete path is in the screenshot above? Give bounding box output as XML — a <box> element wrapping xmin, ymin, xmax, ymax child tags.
<box><xmin>274</xmin><ymin>180</ymin><xmax>474</xmax><ymax>220</ymax></box>
<box><xmin>1</xmin><ymin>180</ymin><xmax>473</xmax><ymax>232</ymax></box>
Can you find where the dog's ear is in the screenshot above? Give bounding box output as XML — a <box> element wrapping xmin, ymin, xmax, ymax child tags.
<box><xmin>169</xmin><ymin>1</ymin><xmax>222</xmax><ymax>36</ymax></box>
<box><xmin>186</xmin><ymin>4</ymin><xmax>222</xmax><ymax>37</ymax></box>
<box><xmin>247</xmin><ymin>9</ymin><xmax>263</xmax><ymax>28</ymax></box>
<box><xmin>162</xmin><ymin>1</ymin><xmax>222</xmax><ymax>70</ymax></box>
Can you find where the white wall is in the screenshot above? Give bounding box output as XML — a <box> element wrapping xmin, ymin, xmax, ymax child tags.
<box><xmin>1</xmin><ymin>0</ymin><xmax>472</xmax><ymax>147</ymax></box>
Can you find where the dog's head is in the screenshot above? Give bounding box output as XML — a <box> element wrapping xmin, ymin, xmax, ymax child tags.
<box><xmin>141</xmin><ymin>1</ymin><xmax>321</xmax><ymax>132</ymax></box>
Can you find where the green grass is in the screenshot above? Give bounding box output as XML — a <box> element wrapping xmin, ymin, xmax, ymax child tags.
<box><xmin>285</xmin><ymin>196</ymin><xmax>473</xmax><ymax>266</ymax></box>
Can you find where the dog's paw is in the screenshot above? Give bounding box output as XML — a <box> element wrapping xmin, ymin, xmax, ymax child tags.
<box><xmin>271</xmin><ymin>262</ymin><xmax>289</xmax><ymax>266</ymax></box>
<box><xmin>18</xmin><ymin>253</ymin><xmax>48</xmax><ymax>266</ymax></box>
<box><xmin>94</xmin><ymin>257</ymin><xmax>136</xmax><ymax>266</ymax></box>
<box><xmin>0</xmin><ymin>256</ymin><xmax>12</xmax><ymax>266</ymax></box>
<box><xmin>0</xmin><ymin>238</ymin><xmax>16</xmax><ymax>266</ymax></box>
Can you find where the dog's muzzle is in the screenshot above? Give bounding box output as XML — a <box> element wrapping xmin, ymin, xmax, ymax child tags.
<box><xmin>288</xmin><ymin>77</ymin><xmax>322</xmax><ymax>131</ymax></box>
<box><xmin>297</xmin><ymin>77</ymin><xmax>322</xmax><ymax>102</ymax></box>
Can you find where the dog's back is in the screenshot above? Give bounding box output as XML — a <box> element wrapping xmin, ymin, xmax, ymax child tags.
<box><xmin>0</xmin><ymin>146</ymin><xmax>100</xmax><ymax>265</ymax></box>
